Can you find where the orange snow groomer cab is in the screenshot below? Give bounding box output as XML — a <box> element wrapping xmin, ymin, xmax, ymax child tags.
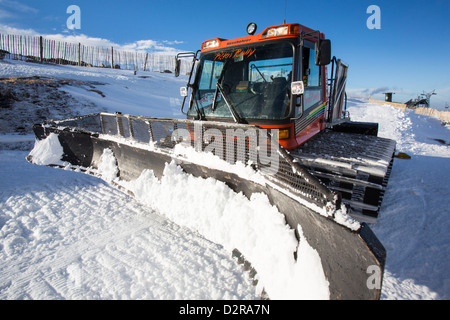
<box><xmin>176</xmin><ymin>23</ymin><xmax>347</xmax><ymax>150</ymax></box>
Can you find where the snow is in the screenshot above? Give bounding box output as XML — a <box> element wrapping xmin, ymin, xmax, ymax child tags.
<box><xmin>347</xmin><ymin>99</ymin><xmax>450</xmax><ymax>300</ymax></box>
<box><xmin>0</xmin><ymin>151</ymin><xmax>257</xmax><ymax>300</ymax></box>
<box><xmin>172</xmin><ymin>142</ymin><xmax>267</xmax><ymax>186</ymax></box>
<box><xmin>1</xmin><ymin>58</ymin><xmax>449</xmax><ymax>300</ymax></box>
<box><xmin>0</xmin><ymin>59</ymin><xmax>187</xmax><ymax>118</ymax></box>
<box><xmin>27</xmin><ymin>133</ymin><xmax>67</xmax><ymax>166</ymax></box>
<box><xmin>26</xmin><ymin>134</ymin><xmax>330</xmax><ymax>299</ymax></box>
<box><xmin>97</xmin><ymin>149</ymin><xmax>119</xmax><ymax>183</ymax></box>
<box><xmin>118</xmin><ymin>161</ymin><xmax>329</xmax><ymax>300</ymax></box>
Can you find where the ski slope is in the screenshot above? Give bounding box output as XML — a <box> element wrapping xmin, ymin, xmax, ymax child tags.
<box><xmin>1</xmin><ymin>59</ymin><xmax>449</xmax><ymax>300</ymax></box>
<box><xmin>347</xmin><ymin>99</ymin><xmax>450</xmax><ymax>300</ymax></box>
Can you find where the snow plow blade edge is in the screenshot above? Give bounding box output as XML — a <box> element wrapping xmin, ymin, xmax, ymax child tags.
<box><xmin>27</xmin><ymin>113</ymin><xmax>385</xmax><ymax>300</ymax></box>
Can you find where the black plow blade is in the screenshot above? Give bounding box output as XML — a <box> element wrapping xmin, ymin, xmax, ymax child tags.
<box><xmin>27</xmin><ymin>113</ymin><xmax>386</xmax><ymax>300</ymax></box>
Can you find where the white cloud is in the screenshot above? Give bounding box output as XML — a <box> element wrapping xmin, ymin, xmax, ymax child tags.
<box><xmin>44</xmin><ymin>33</ymin><xmax>120</xmax><ymax>49</ymax></box>
<box><xmin>0</xmin><ymin>8</ymin><xmax>12</xmax><ymax>19</ymax></box>
<box><xmin>0</xmin><ymin>24</ymin><xmax>183</xmax><ymax>55</ymax></box>
<box><xmin>0</xmin><ymin>24</ymin><xmax>38</xmax><ymax>36</ymax></box>
<box><xmin>163</xmin><ymin>40</ymin><xmax>184</xmax><ymax>45</ymax></box>
<box><xmin>120</xmin><ymin>39</ymin><xmax>181</xmax><ymax>54</ymax></box>
<box><xmin>0</xmin><ymin>0</ymin><xmax>38</xmax><ymax>14</ymax></box>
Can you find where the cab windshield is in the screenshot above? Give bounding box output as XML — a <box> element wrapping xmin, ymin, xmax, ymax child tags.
<box><xmin>189</xmin><ymin>42</ymin><xmax>294</xmax><ymax>121</ymax></box>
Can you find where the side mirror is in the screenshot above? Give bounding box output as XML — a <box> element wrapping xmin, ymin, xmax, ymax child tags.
<box><xmin>175</xmin><ymin>58</ymin><xmax>181</xmax><ymax>77</ymax></box>
<box><xmin>315</xmin><ymin>39</ymin><xmax>331</xmax><ymax>66</ymax></box>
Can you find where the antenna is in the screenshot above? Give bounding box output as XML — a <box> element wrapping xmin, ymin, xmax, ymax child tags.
<box><xmin>284</xmin><ymin>0</ymin><xmax>287</xmax><ymax>24</ymax></box>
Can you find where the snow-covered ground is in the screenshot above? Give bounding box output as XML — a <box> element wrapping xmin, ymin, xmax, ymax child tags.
<box><xmin>1</xmin><ymin>58</ymin><xmax>449</xmax><ymax>300</ymax></box>
<box><xmin>347</xmin><ymin>100</ymin><xmax>450</xmax><ymax>300</ymax></box>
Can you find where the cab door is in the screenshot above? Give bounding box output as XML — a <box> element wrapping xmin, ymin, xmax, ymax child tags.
<box><xmin>293</xmin><ymin>41</ymin><xmax>326</xmax><ymax>145</ymax></box>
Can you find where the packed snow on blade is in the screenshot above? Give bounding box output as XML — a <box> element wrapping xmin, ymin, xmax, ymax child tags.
<box><xmin>27</xmin><ymin>112</ymin><xmax>386</xmax><ymax>300</ymax></box>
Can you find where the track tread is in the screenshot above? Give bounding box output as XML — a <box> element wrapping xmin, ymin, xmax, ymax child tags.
<box><xmin>290</xmin><ymin>131</ymin><xmax>396</xmax><ymax>221</ymax></box>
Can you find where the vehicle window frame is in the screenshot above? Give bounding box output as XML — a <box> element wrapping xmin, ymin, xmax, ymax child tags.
<box><xmin>295</xmin><ymin>40</ymin><xmax>323</xmax><ymax>118</ymax></box>
<box><xmin>188</xmin><ymin>41</ymin><xmax>296</xmax><ymax>122</ymax></box>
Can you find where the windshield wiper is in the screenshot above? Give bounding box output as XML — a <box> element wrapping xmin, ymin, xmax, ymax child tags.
<box><xmin>216</xmin><ymin>82</ymin><xmax>245</xmax><ymax>124</ymax></box>
<box><xmin>192</xmin><ymin>92</ymin><xmax>204</xmax><ymax>120</ymax></box>
<box><xmin>212</xmin><ymin>61</ymin><xmax>229</xmax><ymax>112</ymax></box>
<box><xmin>210</xmin><ymin>61</ymin><xmax>244</xmax><ymax>123</ymax></box>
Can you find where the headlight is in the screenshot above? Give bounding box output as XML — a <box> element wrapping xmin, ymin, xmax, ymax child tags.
<box><xmin>202</xmin><ymin>39</ymin><xmax>219</xmax><ymax>50</ymax></box>
<box><xmin>262</xmin><ymin>26</ymin><xmax>289</xmax><ymax>38</ymax></box>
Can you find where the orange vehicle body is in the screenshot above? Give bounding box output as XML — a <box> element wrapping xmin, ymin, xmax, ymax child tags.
<box><xmin>186</xmin><ymin>23</ymin><xmax>331</xmax><ymax>151</ymax></box>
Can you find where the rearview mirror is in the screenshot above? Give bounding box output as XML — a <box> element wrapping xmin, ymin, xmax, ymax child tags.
<box><xmin>315</xmin><ymin>39</ymin><xmax>331</xmax><ymax>66</ymax></box>
<box><xmin>175</xmin><ymin>58</ymin><xmax>181</xmax><ymax>77</ymax></box>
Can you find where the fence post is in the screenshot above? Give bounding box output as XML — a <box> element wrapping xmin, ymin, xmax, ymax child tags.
<box><xmin>143</xmin><ymin>52</ymin><xmax>148</xmax><ymax>71</ymax></box>
<box><xmin>111</xmin><ymin>46</ymin><xmax>114</xmax><ymax>68</ymax></box>
<box><xmin>39</xmin><ymin>36</ymin><xmax>43</xmax><ymax>63</ymax></box>
<box><xmin>78</xmin><ymin>42</ymin><xmax>81</xmax><ymax>66</ymax></box>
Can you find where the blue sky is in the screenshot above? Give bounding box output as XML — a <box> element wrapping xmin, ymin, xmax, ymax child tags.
<box><xmin>1</xmin><ymin>0</ymin><xmax>449</xmax><ymax>109</ymax></box>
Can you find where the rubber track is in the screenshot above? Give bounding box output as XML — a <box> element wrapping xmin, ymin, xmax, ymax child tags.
<box><xmin>290</xmin><ymin>131</ymin><xmax>396</xmax><ymax>222</ymax></box>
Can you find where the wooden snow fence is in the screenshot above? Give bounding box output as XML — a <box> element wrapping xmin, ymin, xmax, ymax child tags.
<box><xmin>0</xmin><ymin>33</ymin><xmax>191</xmax><ymax>74</ymax></box>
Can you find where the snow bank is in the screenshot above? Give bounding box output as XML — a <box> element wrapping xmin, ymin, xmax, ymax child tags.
<box><xmin>172</xmin><ymin>143</ymin><xmax>267</xmax><ymax>185</ymax></box>
<box><xmin>1</xmin><ymin>151</ymin><xmax>259</xmax><ymax>300</ymax></box>
<box><xmin>97</xmin><ymin>148</ymin><xmax>119</xmax><ymax>182</ymax></box>
<box><xmin>27</xmin><ymin>133</ymin><xmax>331</xmax><ymax>299</ymax></box>
<box><xmin>109</xmin><ymin>135</ymin><xmax>359</xmax><ymax>231</ymax></box>
<box><xmin>119</xmin><ymin>161</ymin><xmax>330</xmax><ymax>300</ymax></box>
<box><xmin>27</xmin><ymin>133</ymin><xmax>68</xmax><ymax>166</ymax></box>
<box><xmin>347</xmin><ymin>98</ymin><xmax>450</xmax><ymax>300</ymax></box>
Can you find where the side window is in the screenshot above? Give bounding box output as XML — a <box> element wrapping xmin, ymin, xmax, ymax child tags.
<box><xmin>191</xmin><ymin>59</ymin><xmax>225</xmax><ymax>114</ymax></box>
<box><xmin>199</xmin><ymin>60</ymin><xmax>224</xmax><ymax>90</ymax></box>
<box><xmin>302</xmin><ymin>46</ymin><xmax>321</xmax><ymax>87</ymax></box>
<box><xmin>307</xmin><ymin>49</ymin><xmax>320</xmax><ymax>87</ymax></box>
<box><xmin>301</xmin><ymin>45</ymin><xmax>322</xmax><ymax>111</ymax></box>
